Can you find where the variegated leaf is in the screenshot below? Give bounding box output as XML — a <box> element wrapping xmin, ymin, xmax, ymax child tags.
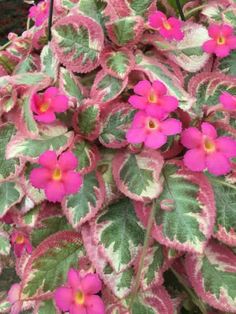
<box><xmin>0</xmin><ymin>182</ymin><xmax>24</xmax><ymax>218</ymax></box>
<box><xmin>40</xmin><ymin>44</ymin><xmax>59</xmax><ymax>79</ymax></box>
<box><xmin>74</xmin><ymin>0</ymin><xmax>106</xmax><ymax>26</ymax></box>
<box><xmin>92</xmin><ymin>198</ymin><xmax>144</xmax><ymax>273</ymax></box>
<box><xmin>0</xmin><ymin>123</ymin><xmax>23</xmax><ymax>181</ymax></box>
<box><xmin>0</xmin><ymin>231</ymin><xmax>10</xmax><ymax>256</ymax></box>
<box><xmin>217</xmin><ymin>50</ymin><xmax>236</xmax><ymax>76</ymax></box>
<box><xmin>185</xmin><ymin>240</ymin><xmax>236</xmax><ymax>312</ymax></box>
<box><xmin>34</xmin><ymin>300</ymin><xmax>59</xmax><ymax>314</ymax></box>
<box><xmin>91</xmin><ymin>70</ymin><xmax>128</xmax><ymax>103</ymax></box>
<box><xmin>135</xmin><ymin>53</ymin><xmax>195</xmax><ymax>111</ymax></box>
<box><xmin>135</xmin><ymin>162</ymin><xmax>216</xmax><ymax>253</ymax></box>
<box><xmin>6</xmin><ymin>130</ymin><xmax>73</xmax><ymax>161</ymax></box>
<box><xmin>63</xmin><ymin>171</ymin><xmax>105</xmax><ymax>228</ymax></box>
<box><xmin>128</xmin><ymin>0</ymin><xmax>156</xmax><ymax>17</ymax></box>
<box><xmin>106</xmin><ymin>16</ymin><xmax>144</xmax><ymax>46</ymax></box>
<box><xmin>52</xmin><ymin>14</ymin><xmax>104</xmax><ymax>73</ymax></box>
<box><xmin>22</xmin><ymin>231</ymin><xmax>85</xmax><ymax>299</ymax></box>
<box><xmin>21</xmin><ymin>95</ymin><xmax>39</xmax><ymax>136</ymax></box>
<box><xmin>14</xmin><ymin>54</ymin><xmax>40</xmax><ymax>74</ymax></box>
<box><xmin>99</xmin><ymin>102</ymin><xmax>136</xmax><ymax>148</ymax></box>
<box><xmin>101</xmin><ymin>48</ymin><xmax>135</xmax><ymax>79</ymax></box>
<box><xmin>82</xmin><ymin>223</ymin><xmax>134</xmax><ymax>298</ymax></box>
<box><xmin>112</xmin><ymin>150</ymin><xmax>164</xmax><ymax>201</ymax></box>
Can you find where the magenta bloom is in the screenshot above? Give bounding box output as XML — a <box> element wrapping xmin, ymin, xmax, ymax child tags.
<box><xmin>126</xmin><ymin>111</ymin><xmax>182</xmax><ymax>149</ymax></box>
<box><xmin>30</xmin><ymin>151</ymin><xmax>82</xmax><ymax>203</ymax></box>
<box><xmin>29</xmin><ymin>0</ymin><xmax>49</xmax><ymax>27</ymax></box>
<box><xmin>149</xmin><ymin>10</ymin><xmax>184</xmax><ymax>41</ymax></box>
<box><xmin>31</xmin><ymin>87</ymin><xmax>69</xmax><ymax>123</ymax></box>
<box><xmin>181</xmin><ymin>122</ymin><xmax>236</xmax><ymax>176</ymax></box>
<box><xmin>220</xmin><ymin>92</ymin><xmax>236</xmax><ymax>111</ymax></box>
<box><xmin>203</xmin><ymin>24</ymin><xmax>236</xmax><ymax>58</ymax></box>
<box><xmin>10</xmin><ymin>231</ymin><xmax>33</xmax><ymax>258</ymax></box>
<box><xmin>54</xmin><ymin>268</ymin><xmax>105</xmax><ymax>314</ymax></box>
<box><xmin>8</xmin><ymin>283</ymin><xmax>22</xmax><ymax>314</ymax></box>
<box><xmin>128</xmin><ymin>80</ymin><xmax>179</xmax><ymax>119</ymax></box>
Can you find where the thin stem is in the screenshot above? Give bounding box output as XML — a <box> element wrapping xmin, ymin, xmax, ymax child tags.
<box><xmin>0</xmin><ymin>41</ymin><xmax>11</xmax><ymax>51</ymax></box>
<box><xmin>26</xmin><ymin>17</ymin><xmax>31</xmax><ymax>30</ymax></box>
<box><xmin>129</xmin><ymin>201</ymin><xmax>156</xmax><ymax>309</ymax></box>
<box><xmin>171</xmin><ymin>268</ymin><xmax>208</xmax><ymax>314</ymax></box>
<box><xmin>185</xmin><ymin>4</ymin><xmax>207</xmax><ymax>19</ymax></box>
<box><xmin>48</xmin><ymin>0</ymin><xmax>54</xmax><ymax>41</ymax></box>
<box><xmin>175</xmin><ymin>0</ymin><xmax>186</xmax><ymax>21</ymax></box>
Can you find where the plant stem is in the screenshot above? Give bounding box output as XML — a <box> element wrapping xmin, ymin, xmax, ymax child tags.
<box><xmin>48</xmin><ymin>0</ymin><xmax>54</xmax><ymax>41</ymax></box>
<box><xmin>129</xmin><ymin>201</ymin><xmax>156</xmax><ymax>309</ymax></box>
<box><xmin>0</xmin><ymin>41</ymin><xmax>11</xmax><ymax>51</ymax></box>
<box><xmin>185</xmin><ymin>4</ymin><xmax>207</xmax><ymax>19</ymax></box>
<box><xmin>175</xmin><ymin>0</ymin><xmax>186</xmax><ymax>21</ymax></box>
<box><xmin>171</xmin><ymin>268</ymin><xmax>208</xmax><ymax>314</ymax></box>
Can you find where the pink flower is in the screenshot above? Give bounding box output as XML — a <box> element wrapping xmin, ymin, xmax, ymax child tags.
<box><xmin>54</xmin><ymin>268</ymin><xmax>105</xmax><ymax>314</ymax></box>
<box><xmin>10</xmin><ymin>231</ymin><xmax>33</xmax><ymax>258</ymax></box>
<box><xmin>181</xmin><ymin>122</ymin><xmax>236</xmax><ymax>176</ymax></box>
<box><xmin>29</xmin><ymin>0</ymin><xmax>49</xmax><ymax>27</ymax></box>
<box><xmin>30</xmin><ymin>150</ymin><xmax>83</xmax><ymax>203</ymax></box>
<box><xmin>126</xmin><ymin>111</ymin><xmax>182</xmax><ymax>149</ymax></box>
<box><xmin>31</xmin><ymin>87</ymin><xmax>69</xmax><ymax>123</ymax></box>
<box><xmin>149</xmin><ymin>11</ymin><xmax>184</xmax><ymax>41</ymax></box>
<box><xmin>128</xmin><ymin>80</ymin><xmax>179</xmax><ymax>119</ymax></box>
<box><xmin>8</xmin><ymin>283</ymin><xmax>22</xmax><ymax>314</ymax></box>
<box><xmin>203</xmin><ymin>24</ymin><xmax>236</xmax><ymax>58</ymax></box>
<box><xmin>220</xmin><ymin>92</ymin><xmax>236</xmax><ymax>111</ymax></box>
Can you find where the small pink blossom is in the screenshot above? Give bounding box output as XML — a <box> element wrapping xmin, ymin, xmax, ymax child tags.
<box><xmin>126</xmin><ymin>111</ymin><xmax>182</xmax><ymax>149</ymax></box>
<box><xmin>8</xmin><ymin>283</ymin><xmax>22</xmax><ymax>314</ymax></box>
<box><xmin>30</xmin><ymin>150</ymin><xmax>83</xmax><ymax>203</ymax></box>
<box><xmin>220</xmin><ymin>92</ymin><xmax>236</xmax><ymax>111</ymax></box>
<box><xmin>149</xmin><ymin>11</ymin><xmax>184</xmax><ymax>41</ymax></box>
<box><xmin>10</xmin><ymin>231</ymin><xmax>33</xmax><ymax>258</ymax></box>
<box><xmin>54</xmin><ymin>268</ymin><xmax>105</xmax><ymax>314</ymax></box>
<box><xmin>181</xmin><ymin>122</ymin><xmax>236</xmax><ymax>176</ymax></box>
<box><xmin>31</xmin><ymin>87</ymin><xmax>69</xmax><ymax>123</ymax></box>
<box><xmin>203</xmin><ymin>24</ymin><xmax>236</xmax><ymax>58</ymax></box>
<box><xmin>128</xmin><ymin>80</ymin><xmax>179</xmax><ymax>119</ymax></box>
<box><xmin>29</xmin><ymin>0</ymin><xmax>49</xmax><ymax>27</ymax></box>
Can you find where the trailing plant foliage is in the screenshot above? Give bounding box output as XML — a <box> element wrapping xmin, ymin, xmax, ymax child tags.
<box><xmin>0</xmin><ymin>0</ymin><xmax>236</xmax><ymax>313</ymax></box>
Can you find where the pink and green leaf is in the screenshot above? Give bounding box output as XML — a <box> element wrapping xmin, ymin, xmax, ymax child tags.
<box><xmin>0</xmin><ymin>181</ymin><xmax>24</xmax><ymax>218</ymax></box>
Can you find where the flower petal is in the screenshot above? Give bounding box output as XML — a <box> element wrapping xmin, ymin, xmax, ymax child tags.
<box><xmin>8</xmin><ymin>284</ymin><xmax>21</xmax><ymax>304</ymax></box>
<box><xmin>128</xmin><ymin>95</ymin><xmax>146</xmax><ymax>109</ymax></box>
<box><xmin>81</xmin><ymin>273</ymin><xmax>102</xmax><ymax>295</ymax></box>
<box><xmin>181</xmin><ymin>127</ymin><xmax>203</xmax><ymax>149</ymax></box>
<box><xmin>220</xmin><ymin>92</ymin><xmax>236</xmax><ymax>111</ymax></box>
<box><xmin>152</xmin><ymin>80</ymin><xmax>167</xmax><ymax>96</ymax></box>
<box><xmin>159</xmin><ymin>95</ymin><xmax>179</xmax><ymax>113</ymax></box>
<box><xmin>202</xmin><ymin>40</ymin><xmax>217</xmax><ymax>54</ymax></box>
<box><xmin>85</xmin><ymin>295</ymin><xmax>105</xmax><ymax>314</ymax></box>
<box><xmin>227</xmin><ymin>36</ymin><xmax>236</xmax><ymax>49</ymax></box>
<box><xmin>215</xmin><ymin>45</ymin><xmax>230</xmax><ymax>58</ymax></box>
<box><xmin>34</xmin><ymin>111</ymin><xmax>56</xmax><ymax>123</ymax></box>
<box><xmin>221</xmin><ymin>24</ymin><xmax>233</xmax><ymax>37</ymax></box>
<box><xmin>161</xmin><ymin>118</ymin><xmax>182</xmax><ymax>135</ymax></box>
<box><xmin>183</xmin><ymin>149</ymin><xmax>206</xmax><ymax>172</ymax></box>
<box><xmin>63</xmin><ymin>171</ymin><xmax>83</xmax><ymax>194</ymax></box>
<box><xmin>206</xmin><ymin>152</ymin><xmax>231</xmax><ymax>176</ymax></box>
<box><xmin>45</xmin><ymin>181</ymin><xmax>65</xmax><ymax>202</ymax></box>
<box><xmin>201</xmin><ymin>122</ymin><xmax>217</xmax><ymax>139</ymax></box>
<box><xmin>216</xmin><ymin>137</ymin><xmax>236</xmax><ymax>158</ymax></box>
<box><xmin>133</xmin><ymin>80</ymin><xmax>151</xmax><ymax>96</ymax></box>
<box><xmin>208</xmin><ymin>24</ymin><xmax>221</xmax><ymax>39</ymax></box>
<box><xmin>54</xmin><ymin>287</ymin><xmax>73</xmax><ymax>312</ymax></box>
<box><xmin>145</xmin><ymin>131</ymin><xmax>167</xmax><ymax>149</ymax></box>
<box><xmin>59</xmin><ymin>151</ymin><xmax>78</xmax><ymax>171</ymax></box>
<box><xmin>67</xmin><ymin>268</ymin><xmax>81</xmax><ymax>289</ymax></box>
<box><xmin>70</xmin><ymin>304</ymin><xmax>86</xmax><ymax>314</ymax></box>
<box><xmin>44</xmin><ymin>87</ymin><xmax>59</xmax><ymax>99</ymax></box>
<box><xmin>149</xmin><ymin>11</ymin><xmax>166</xmax><ymax>29</ymax></box>
<box><xmin>39</xmin><ymin>150</ymin><xmax>57</xmax><ymax>169</ymax></box>
<box><xmin>30</xmin><ymin>168</ymin><xmax>51</xmax><ymax>189</ymax></box>
<box><xmin>126</xmin><ymin>127</ymin><xmax>146</xmax><ymax>144</ymax></box>
<box><xmin>51</xmin><ymin>95</ymin><xmax>69</xmax><ymax>113</ymax></box>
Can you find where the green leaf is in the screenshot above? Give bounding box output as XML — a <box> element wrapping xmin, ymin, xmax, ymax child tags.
<box><xmin>0</xmin><ymin>182</ymin><xmax>23</xmax><ymax>218</ymax></box>
<box><xmin>77</xmin><ymin>0</ymin><xmax>106</xmax><ymax>26</ymax></box>
<box><xmin>14</xmin><ymin>55</ymin><xmax>38</xmax><ymax>74</ymax></box>
<box><xmin>31</xmin><ymin>216</ymin><xmax>72</xmax><ymax>247</ymax></box>
<box><xmin>218</xmin><ymin>50</ymin><xmax>236</xmax><ymax>76</ymax></box>
<box><xmin>0</xmin><ymin>123</ymin><xmax>21</xmax><ymax>181</ymax></box>
<box><xmin>151</xmin><ymin>163</ymin><xmax>215</xmax><ymax>253</ymax></box>
<box><xmin>0</xmin><ymin>301</ymin><xmax>11</xmax><ymax>312</ymax></box>
<box><xmin>22</xmin><ymin>96</ymin><xmax>38</xmax><ymax>135</ymax></box>
<box><xmin>129</xmin><ymin>0</ymin><xmax>154</xmax><ymax>16</ymax></box>
<box><xmin>0</xmin><ymin>232</ymin><xmax>10</xmax><ymax>256</ymax></box>
<box><xmin>12</xmin><ymin>73</ymin><xmax>49</xmax><ymax>86</ymax></box>
<box><xmin>7</xmin><ymin>131</ymin><xmax>73</xmax><ymax>159</ymax></box>
<box><xmin>22</xmin><ymin>231</ymin><xmax>85</xmax><ymax>298</ymax></box>
<box><xmin>60</xmin><ymin>67</ymin><xmax>84</xmax><ymax>101</ymax></box>
<box><xmin>77</xmin><ymin>104</ymin><xmax>100</xmax><ymax>138</ymax></box>
<box><xmin>72</xmin><ymin>140</ymin><xmax>98</xmax><ymax>174</ymax></box>
<box><xmin>64</xmin><ymin>171</ymin><xmax>105</xmax><ymax>228</ymax></box>
<box><xmin>94</xmin><ymin>198</ymin><xmax>145</xmax><ymax>272</ymax></box>
<box><xmin>37</xmin><ymin>300</ymin><xmax>57</xmax><ymax>314</ymax></box>
<box><xmin>113</xmin><ymin>150</ymin><xmax>164</xmax><ymax>201</ymax></box>
<box><xmin>40</xmin><ymin>45</ymin><xmax>58</xmax><ymax>79</ymax></box>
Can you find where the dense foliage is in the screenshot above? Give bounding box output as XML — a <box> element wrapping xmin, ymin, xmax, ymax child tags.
<box><xmin>0</xmin><ymin>0</ymin><xmax>236</xmax><ymax>313</ymax></box>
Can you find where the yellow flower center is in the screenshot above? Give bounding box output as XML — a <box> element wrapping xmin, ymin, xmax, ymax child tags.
<box><xmin>15</xmin><ymin>234</ymin><xmax>25</xmax><ymax>244</ymax></box>
<box><xmin>217</xmin><ymin>35</ymin><xmax>226</xmax><ymax>45</ymax></box>
<box><xmin>163</xmin><ymin>20</ymin><xmax>172</xmax><ymax>30</ymax></box>
<box><xmin>148</xmin><ymin>90</ymin><xmax>158</xmax><ymax>103</ymax></box>
<box><xmin>39</xmin><ymin>102</ymin><xmax>49</xmax><ymax>113</ymax></box>
<box><xmin>203</xmin><ymin>138</ymin><xmax>216</xmax><ymax>153</ymax></box>
<box><xmin>74</xmin><ymin>291</ymin><xmax>85</xmax><ymax>305</ymax></box>
<box><xmin>52</xmin><ymin>168</ymin><xmax>62</xmax><ymax>181</ymax></box>
<box><xmin>147</xmin><ymin>118</ymin><xmax>159</xmax><ymax>130</ymax></box>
